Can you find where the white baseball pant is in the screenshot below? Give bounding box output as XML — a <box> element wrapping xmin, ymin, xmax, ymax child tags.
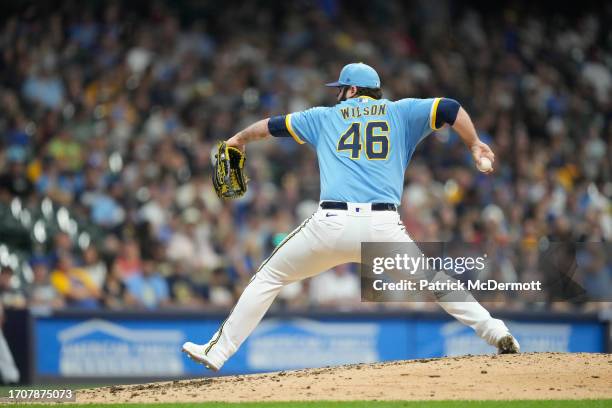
<box><xmin>202</xmin><ymin>203</ymin><xmax>510</xmax><ymax>369</ymax></box>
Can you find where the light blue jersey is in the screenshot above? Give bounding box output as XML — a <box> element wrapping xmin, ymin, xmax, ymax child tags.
<box><xmin>286</xmin><ymin>96</ymin><xmax>441</xmax><ymax>204</ymax></box>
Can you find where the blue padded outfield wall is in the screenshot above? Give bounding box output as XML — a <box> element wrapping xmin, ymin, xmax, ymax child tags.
<box><xmin>31</xmin><ymin>311</ymin><xmax>607</xmax><ymax>380</ymax></box>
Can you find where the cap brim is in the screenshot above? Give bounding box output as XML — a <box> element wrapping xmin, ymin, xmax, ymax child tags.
<box><xmin>325</xmin><ymin>81</ymin><xmax>343</xmax><ymax>87</ymax></box>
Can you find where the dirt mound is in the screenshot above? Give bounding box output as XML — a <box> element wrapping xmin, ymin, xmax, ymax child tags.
<box><xmin>77</xmin><ymin>353</ymin><xmax>611</xmax><ymax>403</ymax></box>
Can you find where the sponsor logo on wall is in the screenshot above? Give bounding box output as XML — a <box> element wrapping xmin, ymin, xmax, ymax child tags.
<box><xmin>247</xmin><ymin>318</ymin><xmax>380</xmax><ymax>370</ymax></box>
<box><xmin>441</xmin><ymin>321</ymin><xmax>571</xmax><ymax>355</ymax></box>
<box><xmin>57</xmin><ymin>319</ymin><xmax>185</xmax><ymax>376</ymax></box>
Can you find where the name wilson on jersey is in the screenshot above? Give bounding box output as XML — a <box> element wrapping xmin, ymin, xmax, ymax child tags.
<box><xmin>340</xmin><ymin>103</ymin><xmax>387</xmax><ymax>119</ymax></box>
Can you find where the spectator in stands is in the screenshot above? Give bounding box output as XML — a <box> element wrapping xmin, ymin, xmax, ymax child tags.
<box><xmin>0</xmin><ymin>266</ymin><xmax>26</xmax><ymax>309</ymax></box>
<box><xmin>167</xmin><ymin>261</ymin><xmax>205</xmax><ymax>308</ymax></box>
<box><xmin>88</xmin><ymin>184</ymin><xmax>126</xmax><ymax>229</ymax></box>
<box><xmin>101</xmin><ymin>264</ymin><xmax>135</xmax><ymax>309</ymax></box>
<box><xmin>47</xmin><ymin>130</ymin><xmax>83</xmax><ymax>172</ymax></box>
<box><xmin>113</xmin><ymin>239</ymin><xmax>142</xmax><ymax>280</ymax></box>
<box><xmin>207</xmin><ymin>267</ymin><xmax>235</xmax><ymax>308</ymax></box>
<box><xmin>27</xmin><ymin>258</ymin><xmax>64</xmax><ymax>309</ymax></box>
<box><xmin>309</xmin><ymin>265</ymin><xmax>360</xmax><ymax>308</ymax></box>
<box><xmin>277</xmin><ymin>281</ymin><xmax>310</xmax><ymax>310</ymax></box>
<box><xmin>81</xmin><ymin>246</ymin><xmax>107</xmax><ymax>289</ymax></box>
<box><xmin>21</xmin><ymin>65</ymin><xmax>64</xmax><ymax>110</ymax></box>
<box><xmin>0</xmin><ymin>152</ymin><xmax>33</xmax><ymax>201</ymax></box>
<box><xmin>50</xmin><ymin>252</ymin><xmax>100</xmax><ymax>309</ymax></box>
<box><xmin>124</xmin><ymin>259</ymin><xmax>170</xmax><ymax>309</ymax></box>
<box><xmin>580</xmin><ymin>246</ymin><xmax>612</xmax><ymax>301</ymax></box>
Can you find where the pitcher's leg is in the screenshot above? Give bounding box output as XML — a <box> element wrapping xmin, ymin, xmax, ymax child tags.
<box><xmin>188</xmin><ymin>214</ymin><xmax>349</xmax><ymax>369</ymax></box>
<box><xmin>436</xmin><ymin>298</ymin><xmax>509</xmax><ymax>346</ymax></box>
<box><xmin>375</xmin><ymin>213</ymin><xmax>514</xmax><ymax>348</ymax></box>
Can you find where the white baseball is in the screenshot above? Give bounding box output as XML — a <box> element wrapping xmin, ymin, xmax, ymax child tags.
<box><xmin>477</xmin><ymin>157</ymin><xmax>492</xmax><ymax>172</ymax></box>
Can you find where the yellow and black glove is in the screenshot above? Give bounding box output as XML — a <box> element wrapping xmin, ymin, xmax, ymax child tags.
<box><xmin>212</xmin><ymin>142</ymin><xmax>248</xmax><ymax>199</ymax></box>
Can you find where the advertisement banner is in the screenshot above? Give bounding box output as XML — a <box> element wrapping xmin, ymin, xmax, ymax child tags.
<box><xmin>32</xmin><ymin>314</ymin><xmax>606</xmax><ymax>379</ymax></box>
<box><xmin>413</xmin><ymin>319</ymin><xmax>605</xmax><ymax>357</ymax></box>
<box><xmin>246</xmin><ymin>317</ymin><xmax>411</xmax><ymax>370</ymax></box>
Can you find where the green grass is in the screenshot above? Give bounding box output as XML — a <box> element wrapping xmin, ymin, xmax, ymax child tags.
<box><xmin>6</xmin><ymin>400</ymin><xmax>612</xmax><ymax>407</ymax></box>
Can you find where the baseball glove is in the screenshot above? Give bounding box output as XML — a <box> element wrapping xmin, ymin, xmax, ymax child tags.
<box><xmin>212</xmin><ymin>141</ymin><xmax>248</xmax><ymax>199</ymax></box>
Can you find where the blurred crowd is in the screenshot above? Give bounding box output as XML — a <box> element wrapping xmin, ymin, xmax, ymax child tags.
<box><xmin>0</xmin><ymin>1</ymin><xmax>610</xmax><ymax>313</ymax></box>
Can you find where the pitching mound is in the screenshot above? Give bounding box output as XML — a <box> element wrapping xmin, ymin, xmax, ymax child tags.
<box><xmin>78</xmin><ymin>353</ymin><xmax>611</xmax><ymax>403</ymax></box>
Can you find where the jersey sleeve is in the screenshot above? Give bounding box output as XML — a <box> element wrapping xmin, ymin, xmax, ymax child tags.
<box><xmin>285</xmin><ymin>107</ymin><xmax>326</xmax><ymax>146</ymax></box>
<box><xmin>394</xmin><ymin>97</ymin><xmax>442</xmax><ymax>144</ymax></box>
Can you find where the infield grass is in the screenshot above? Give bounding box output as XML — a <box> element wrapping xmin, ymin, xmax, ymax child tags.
<box><xmin>8</xmin><ymin>400</ymin><xmax>612</xmax><ymax>407</ymax></box>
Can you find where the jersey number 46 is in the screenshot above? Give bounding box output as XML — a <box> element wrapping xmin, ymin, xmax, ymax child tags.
<box><xmin>337</xmin><ymin>121</ymin><xmax>389</xmax><ymax>160</ymax></box>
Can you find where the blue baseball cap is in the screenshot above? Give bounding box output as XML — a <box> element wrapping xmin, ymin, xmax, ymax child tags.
<box><xmin>325</xmin><ymin>63</ymin><xmax>381</xmax><ymax>88</ymax></box>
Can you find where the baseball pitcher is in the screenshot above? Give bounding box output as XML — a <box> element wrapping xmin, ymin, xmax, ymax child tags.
<box><xmin>183</xmin><ymin>63</ymin><xmax>520</xmax><ymax>371</ymax></box>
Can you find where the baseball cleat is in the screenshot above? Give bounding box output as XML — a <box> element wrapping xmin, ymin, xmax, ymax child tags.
<box><xmin>496</xmin><ymin>334</ymin><xmax>520</xmax><ymax>354</ymax></box>
<box><xmin>182</xmin><ymin>342</ymin><xmax>220</xmax><ymax>371</ymax></box>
